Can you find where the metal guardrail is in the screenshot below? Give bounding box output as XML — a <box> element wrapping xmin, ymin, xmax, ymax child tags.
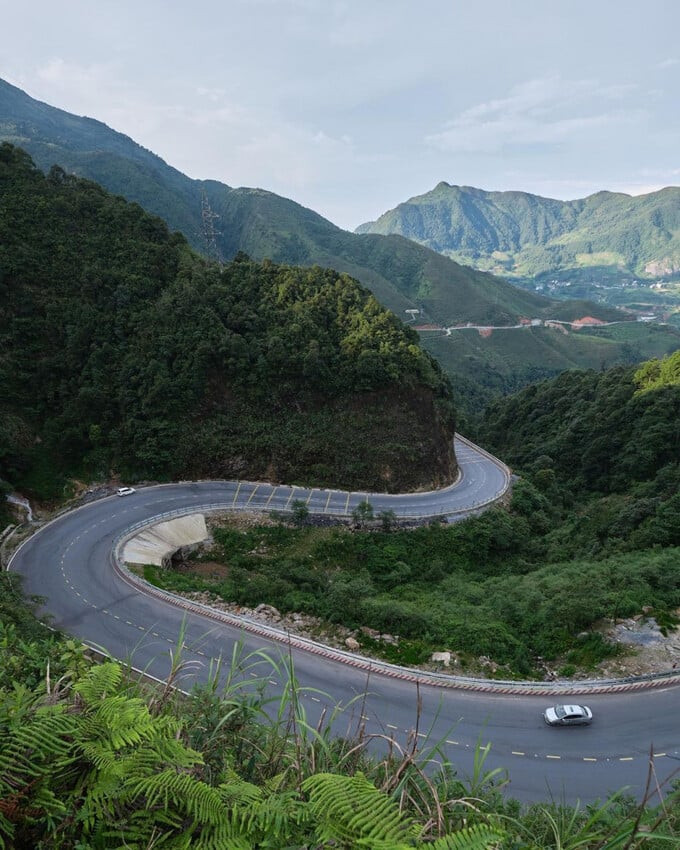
<box><xmin>114</xmin><ymin>485</ymin><xmax>508</xmax><ymax>531</ymax></box>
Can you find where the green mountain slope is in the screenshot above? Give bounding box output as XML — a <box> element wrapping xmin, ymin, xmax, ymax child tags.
<box><xmin>357</xmin><ymin>181</ymin><xmax>680</xmax><ymax>280</ymax></box>
<box><xmin>421</xmin><ymin>321</ymin><xmax>680</xmax><ymax>401</ymax></box>
<box><xmin>0</xmin><ymin>78</ymin><xmax>605</xmax><ymax>328</ymax></box>
<box><xmin>477</xmin><ymin>349</ymin><xmax>680</xmax><ymax>563</ymax></box>
<box><xmin>3</xmin><ymin>78</ymin><xmax>679</xmax><ymax>413</ymax></box>
<box><xmin>480</xmin><ymin>349</ymin><xmax>680</xmax><ymax>496</ymax></box>
<box><xmin>0</xmin><ymin>143</ymin><xmax>456</xmax><ymax>497</ymax></box>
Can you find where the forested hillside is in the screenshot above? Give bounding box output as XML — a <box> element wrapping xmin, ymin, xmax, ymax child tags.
<box><xmin>357</xmin><ymin>181</ymin><xmax>680</xmax><ymax>280</ymax></box>
<box><xmin>0</xmin><ymin>143</ymin><xmax>456</xmax><ymax>498</ymax></box>
<box><xmin>479</xmin><ymin>350</ymin><xmax>680</xmax><ymax>558</ymax></box>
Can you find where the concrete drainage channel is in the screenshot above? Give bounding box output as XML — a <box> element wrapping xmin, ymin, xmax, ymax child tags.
<box><xmin>115</xmin><ymin>508</ymin><xmax>680</xmax><ymax>697</ymax></box>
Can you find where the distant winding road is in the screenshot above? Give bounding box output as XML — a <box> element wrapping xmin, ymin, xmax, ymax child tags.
<box><xmin>8</xmin><ymin>435</ymin><xmax>680</xmax><ymax>804</ymax></box>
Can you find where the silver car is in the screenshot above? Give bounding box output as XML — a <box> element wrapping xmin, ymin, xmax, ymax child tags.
<box><xmin>543</xmin><ymin>704</ymin><xmax>593</xmax><ymax>726</ymax></box>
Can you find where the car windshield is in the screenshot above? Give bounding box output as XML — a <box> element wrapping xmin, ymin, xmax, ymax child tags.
<box><xmin>555</xmin><ymin>706</ymin><xmax>568</xmax><ymax>718</ymax></box>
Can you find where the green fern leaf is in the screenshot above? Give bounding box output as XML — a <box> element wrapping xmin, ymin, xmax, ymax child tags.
<box><xmin>430</xmin><ymin>823</ymin><xmax>505</xmax><ymax>849</ymax></box>
<box><xmin>303</xmin><ymin>771</ymin><xmax>420</xmax><ymax>847</ymax></box>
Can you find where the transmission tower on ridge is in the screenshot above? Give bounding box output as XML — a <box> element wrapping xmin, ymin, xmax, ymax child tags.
<box><xmin>201</xmin><ymin>190</ymin><xmax>222</xmax><ymax>263</ymax></box>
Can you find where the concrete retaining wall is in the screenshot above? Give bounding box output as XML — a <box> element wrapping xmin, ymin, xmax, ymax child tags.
<box><xmin>122</xmin><ymin>513</ymin><xmax>209</xmax><ymax>566</ymax></box>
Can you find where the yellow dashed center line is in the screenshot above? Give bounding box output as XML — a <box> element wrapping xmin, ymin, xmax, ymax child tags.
<box><xmin>344</xmin><ymin>492</ymin><xmax>350</xmax><ymax>513</ymax></box>
<box><xmin>324</xmin><ymin>491</ymin><xmax>332</xmax><ymax>512</ymax></box>
<box><xmin>619</xmin><ymin>757</ymin><xmax>633</xmax><ymax>762</ymax></box>
<box><xmin>446</xmin><ymin>739</ymin><xmax>459</xmax><ymax>746</ymax></box>
<box><xmin>305</xmin><ymin>490</ymin><xmax>313</xmax><ymax>505</ymax></box>
<box><xmin>285</xmin><ymin>488</ymin><xmax>295</xmax><ymax>510</ymax></box>
<box><xmin>511</xmin><ymin>751</ymin><xmax>525</xmax><ymax>756</ymax></box>
<box><xmin>232</xmin><ymin>481</ymin><xmax>242</xmax><ymax>506</ymax></box>
<box><xmin>655</xmin><ymin>753</ymin><xmax>667</xmax><ymax>758</ymax></box>
<box><xmin>546</xmin><ymin>755</ymin><xmax>561</xmax><ymax>760</ymax></box>
<box><xmin>265</xmin><ymin>487</ymin><xmax>277</xmax><ymax>508</ymax></box>
<box><xmin>583</xmin><ymin>757</ymin><xmax>598</xmax><ymax>762</ymax></box>
<box><xmin>387</xmin><ymin>724</ymin><xmax>398</xmax><ymax>731</ymax></box>
<box><xmin>246</xmin><ymin>485</ymin><xmax>258</xmax><ymax>506</ymax></box>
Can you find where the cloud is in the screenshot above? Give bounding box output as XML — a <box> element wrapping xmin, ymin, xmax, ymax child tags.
<box><xmin>656</xmin><ymin>58</ymin><xmax>679</xmax><ymax>69</ymax></box>
<box><xmin>425</xmin><ymin>76</ymin><xmax>645</xmax><ymax>155</ymax></box>
<box><xmin>37</xmin><ymin>57</ymin><xmax>116</xmax><ymax>96</ymax></box>
<box><xmin>196</xmin><ymin>86</ymin><xmax>227</xmax><ymax>103</ymax></box>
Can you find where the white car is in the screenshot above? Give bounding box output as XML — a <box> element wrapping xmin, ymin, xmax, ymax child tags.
<box><xmin>543</xmin><ymin>704</ymin><xmax>593</xmax><ymax>726</ymax></box>
<box><xmin>116</xmin><ymin>486</ymin><xmax>136</xmax><ymax>497</ymax></box>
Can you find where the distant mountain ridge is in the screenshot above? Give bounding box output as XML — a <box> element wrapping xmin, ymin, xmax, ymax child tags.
<box><xmin>2</xmin><ymin>78</ymin><xmax>679</xmax><ymax>414</ymax></box>
<box><xmin>0</xmin><ymin>78</ymin><xmax>600</xmax><ymax>327</ymax></box>
<box><xmin>356</xmin><ymin>181</ymin><xmax>680</xmax><ymax>280</ymax></box>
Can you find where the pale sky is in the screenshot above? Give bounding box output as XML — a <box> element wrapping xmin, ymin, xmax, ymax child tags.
<box><xmin>2</xmin><ymin>0</ymin><xmax>679</xmax><ymax>230</ymax></box>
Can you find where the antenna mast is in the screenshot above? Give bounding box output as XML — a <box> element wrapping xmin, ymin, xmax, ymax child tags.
<box><xmin>201</xmin><ymin>190</ymin><xmax>222</xmax><ymax>263</ymax></box>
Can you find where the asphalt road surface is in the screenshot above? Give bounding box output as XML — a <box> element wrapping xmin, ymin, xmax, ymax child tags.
<box><xmin>8</xmin><ymin>436</ymin><xmax>680</xmax><ymax>805</ymax></box>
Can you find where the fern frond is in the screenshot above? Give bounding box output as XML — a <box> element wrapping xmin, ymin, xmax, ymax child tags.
<box><xmin>430</xmin><ymin>823</ymin><xmax>505</xmax><ymax>849</ymax></box>
<box><xmin>128</xmin><ymin>769</ymin><xmax>227</xmax><ymax>826</ymax></box>
<box><xmin>303</xmin><ymin>771</ymin><xmax>420</xmax><ymax>847</ymax></box>
<box><xmin>190</xmin><ymin>822</ymin><xmax>252</xmax><ymax>850</ymax></box>
<box><xmin>73</xmin><ymin>661</ymin><xmax>122</xmax><ymax>704</ymax></box>
<box><xmin>227</xmin><ymin>787</ymin><xmax>309</xmax><ymax>848</ymax></box>
<box><xmin>0</xmin><ymin>706</ymin><xmax>76</xmax><ymax>788</ymax></box>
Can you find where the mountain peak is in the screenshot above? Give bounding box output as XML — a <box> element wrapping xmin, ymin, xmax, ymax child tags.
<box><xmin>356</xmin><ymin>180</ymin><xmax>680</xmax><ymax>281</ymax></box>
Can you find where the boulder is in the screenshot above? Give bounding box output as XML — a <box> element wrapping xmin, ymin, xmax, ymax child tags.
<box><xmin>380</xmin><ymin>633</ymin><xmax>399</xmax><ymax>645</ymax></box>
<box><xmin>430</xmin><ymin>651</ymin><xmax>451</xmax><ymax>666</ymax></box>
<box><xmin>254</xmin><ymin>603</ymin><xmax>281</xmax><ymax>621</ymax></box>
<box><xmin>345</xmin><ymin>637</ymin><xmax>360</xmax><ymax>651</ymax></box>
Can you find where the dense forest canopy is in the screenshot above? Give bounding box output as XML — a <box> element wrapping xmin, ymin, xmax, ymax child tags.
<box><xmin>480</xmin><ymin>351</ymin><xmax>680</xmax><ymax>495</ymax></box>
<box><xmin>0</xmin><ymin>143</ymin><xmax>456</xmax><ymax>498</ymax></box>
<box><xmin>478</xmin><ymin>351</ymin><xmax>680</xmax><ymax>561</ymax></box>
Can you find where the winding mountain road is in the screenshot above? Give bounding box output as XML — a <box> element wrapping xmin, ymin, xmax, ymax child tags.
<box><xmin>8</xmin><ymin>435</ymin><xmax>680</xmax><ymax>804</ymax></box>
